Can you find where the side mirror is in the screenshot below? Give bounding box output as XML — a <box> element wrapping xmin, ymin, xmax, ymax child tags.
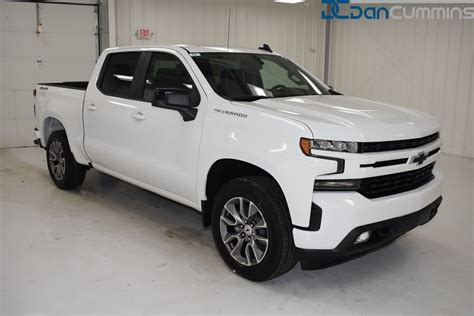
<box><xmin>328</xmin><ymin>85</ymin><xmax>343</xmax><ymax>95</ymax></box>
<box><xmin>151</xmin><ymin>88</ymin><xmax>200</xmax><ymax>121</ymax></box>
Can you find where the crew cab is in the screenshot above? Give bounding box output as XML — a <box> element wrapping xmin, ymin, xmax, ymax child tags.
<box><xmin>33</xmin><ymin>45</ymin><xmax>443</xmax><ymax>281</ymax></box>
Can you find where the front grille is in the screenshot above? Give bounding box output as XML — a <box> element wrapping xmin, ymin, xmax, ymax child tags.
<box><xmin>358</xmin><ymin>163</ymin><xmax>435</xmax><ymax>198</ymax></box>
<box><xmin>360</xmin><ymin>132</ymin><xmax>439</xmax><ymax>153</ymax></box>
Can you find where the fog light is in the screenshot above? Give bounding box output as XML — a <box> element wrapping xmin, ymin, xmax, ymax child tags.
<box><xmin>314</xmin><ymin>179</ymin><xmax>360</xmax><ymax>190</ymax></box>
<box><xmin>354</xmin><ymin>231</ymin><xmax>371</xmax><ymax>244</ymax></box>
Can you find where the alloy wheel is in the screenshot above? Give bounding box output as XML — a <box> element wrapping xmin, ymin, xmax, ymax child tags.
<box><xmin>48</xmin><ymin>140</ymin><xmax>66</xmax><ymax>181</ymax></box>
<box><xmin>219</xmin><ymin>197</ymin><xmax>269</xmax><ymax>266</ymax></box>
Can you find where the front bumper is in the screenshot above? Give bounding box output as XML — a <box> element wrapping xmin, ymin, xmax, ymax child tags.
<box><xmin>297</xmin><ymin>196</ymin><xmax>442</xmax><ymax>270</ymax></box>
<box><xmin>293</xmin><ymin>168</ymin><xmax>443</xmax><ymax>249</ymax></box>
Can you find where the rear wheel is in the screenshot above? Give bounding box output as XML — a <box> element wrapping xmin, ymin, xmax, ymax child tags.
<box><xmin>211</xmin><ymin>177</ymin><xmax>298</xmax><ymax>281</ymax></box>
<box><xmin>46</xmin><ymin>131</ymin><xmax>87</xmax><ymax>190</ymax></box>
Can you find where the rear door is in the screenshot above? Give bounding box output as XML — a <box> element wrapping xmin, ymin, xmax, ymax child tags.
<box><xmin>83</xmin><ymin>51</ymin><xmax>143</xmax><ymax>175</ymax></box>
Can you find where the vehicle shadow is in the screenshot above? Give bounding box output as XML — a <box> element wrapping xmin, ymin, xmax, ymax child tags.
<box><xmin>75</xmin><ymin>168</ymin><xmax>460</xmax><ymax>297</ymax></box>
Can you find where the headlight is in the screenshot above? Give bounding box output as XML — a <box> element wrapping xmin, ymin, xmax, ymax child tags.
<box><xmin>300</xmin><ymin>138</ymin><xmax>359</xmax><ymax>156</ymax></box>
<box><xmin>313</xmin><ymin>139</ymin><xmax>359</xmax><ymax>153</ymax></box>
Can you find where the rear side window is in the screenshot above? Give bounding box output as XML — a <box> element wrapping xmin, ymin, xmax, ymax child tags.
<box><xmin>142</xmin><ymin>53</ymin><xmax>194</xmax><ymax>102</ymax></box>
<box><xmin>99</xmin><ymin>52</ymin><xmax>141</xmax><ymax>98</ymax></box>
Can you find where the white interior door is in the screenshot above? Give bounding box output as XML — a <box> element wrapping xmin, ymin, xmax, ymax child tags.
<box><xmin>0</xmin><ymin>2</ymin><xmax>98</xmax><ymax>148</ymax></box>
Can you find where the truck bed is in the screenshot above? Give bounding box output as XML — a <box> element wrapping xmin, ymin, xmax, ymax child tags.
<box><xmin>35</xmin><ymin>82</ymin><xmax>89</xmax><ymax>164</ymax></box>
<box><xmin>39</xmin><ymin>81</ymin><xmax>88</xmax><ymax>90</ymax></box>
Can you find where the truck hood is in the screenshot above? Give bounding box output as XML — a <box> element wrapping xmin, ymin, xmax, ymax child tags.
<box><xmin>238</xmin><ymin>95</ymin><xmax>440</xmax><ymax>142</ymax></box>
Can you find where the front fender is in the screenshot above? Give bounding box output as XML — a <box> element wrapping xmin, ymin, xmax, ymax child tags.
<box><xmin>197</xmin><ymin>102</ymin><xmax>338</xmax><ymax>227</ymax></box>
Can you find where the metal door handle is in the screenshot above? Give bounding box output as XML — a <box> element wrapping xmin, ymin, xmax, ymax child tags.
<box><xmin>132</xmin><ymin>112</ymin><xmax>146</xmax><ymax>121</ymax></box>
<box><xmin>87</xmin><ymin>104</ymin><xmax>97</xmax><ymax>111</ymax></box>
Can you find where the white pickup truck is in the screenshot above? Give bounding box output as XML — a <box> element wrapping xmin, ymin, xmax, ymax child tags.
<box><xmin>34</xmin><ymin>45</ymin><xmax>443</xmax><ymax>281</ymax></box>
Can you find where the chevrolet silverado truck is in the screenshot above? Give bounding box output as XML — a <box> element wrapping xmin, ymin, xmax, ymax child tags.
<box><xmin>33</xmin><ymin>45</ymin><xmax>443</xmax><ymax>281</ymax></box>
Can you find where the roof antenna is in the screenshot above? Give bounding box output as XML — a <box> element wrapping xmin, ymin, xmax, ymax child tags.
<box><xmin>258</xmin><ymin>43</ymin><xmax>273</xmax><ymax>53</ymax></box>
<box><xmin>226</xmin><ymin>8</ymin><xmax>231</xmax><ymax>51</ymax></box>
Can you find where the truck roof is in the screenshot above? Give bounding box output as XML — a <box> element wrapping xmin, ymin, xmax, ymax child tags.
<box><xmin>105</xmin><ymin>44</ymin><xmax>275</xmax><ymax>55</ymax></box>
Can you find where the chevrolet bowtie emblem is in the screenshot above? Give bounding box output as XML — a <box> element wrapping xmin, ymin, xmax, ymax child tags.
<box><xmin>413</xmin><ymin>152</ymin><xmax>427</xmax><ymax>165</ymax></box>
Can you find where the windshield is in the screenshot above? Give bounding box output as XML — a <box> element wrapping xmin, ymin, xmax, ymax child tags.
<box><xmin>191</xmin><ymin>53</ymin><xmax>330</xmax><ymax>101</ymax></box>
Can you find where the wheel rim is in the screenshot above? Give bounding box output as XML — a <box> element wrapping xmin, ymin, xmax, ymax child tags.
<box><xmin>48</xmin><ymin>140</ymin><xmax>66</xmax><ymax>181</ymax></box>
<box><xmin>220</xmin><ymin>197</ymin><xmax>269</xmax><ymax>266</ymax></box>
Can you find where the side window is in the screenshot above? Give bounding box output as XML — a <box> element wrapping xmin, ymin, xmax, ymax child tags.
<box><xmin>142</xmin><ymin>53</ymin><xmax>194</xmax><ymax>102</ymax></box>
<box><xmin>99</xmin><ymin>52</ymin><xmax>141</xmax><ymax>98</ymax></box>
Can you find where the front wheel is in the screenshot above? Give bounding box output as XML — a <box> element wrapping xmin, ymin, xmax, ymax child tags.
<box><xmin>211</xmin><ymin>177</ymin><xmax>298</xmax><ymax>281</ymax></box>
<box><xmin>46</xmin><ymin>131</ymin><xmax>87</xmax><ymax>190</ymax></box>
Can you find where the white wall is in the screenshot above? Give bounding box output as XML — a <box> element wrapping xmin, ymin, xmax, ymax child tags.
<box><xmin>328</xmin><ymin>10</ymin><xmax>474</xmax><ymax>158</ymax></box>
<box><xmin>0</xmin><ymin>2</ymin><xmax>98</xmax><ymax>148</ymax></box>
<box><xmin>0</xmin><ymin>3</ymin><xmax>38</xmax><ymax>148</ymax></box>
<box><xmin>113</xmin><ymin>0</ymin><xmax>326</xmax><ymax>77</ymax></box>
<box><xmin>3</xmin><ymin>1</ymin><xmax>469</xmax><ymax>157</ymax></box>
<box><xmin>112</xmin><ymin>0</ymin><xmax>473</xmax><ymax>158</ymax></box>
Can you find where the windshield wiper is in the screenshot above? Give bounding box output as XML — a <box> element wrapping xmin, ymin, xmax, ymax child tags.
<box><xmin>231</xmin><ymin>95</ymin><xmax>271</xmax><ymax>102</ymax></box>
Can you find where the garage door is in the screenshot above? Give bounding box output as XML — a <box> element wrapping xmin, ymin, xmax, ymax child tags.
<box><xmin>0</xmin><ymin>2</ymin><xmax>98</xmax><ymax>148</ymax></box>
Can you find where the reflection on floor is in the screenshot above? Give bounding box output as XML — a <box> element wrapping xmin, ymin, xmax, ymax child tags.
<box><xmin>1</xmin><ymin>147</ymin><xmax>472</xmax><ymax>314</ymax></box>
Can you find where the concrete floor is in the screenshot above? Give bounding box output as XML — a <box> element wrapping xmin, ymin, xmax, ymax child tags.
<box><xmin>0</xmin><ymin>147</ymin><xmax>472</xmax><ymax>315</ymax></box>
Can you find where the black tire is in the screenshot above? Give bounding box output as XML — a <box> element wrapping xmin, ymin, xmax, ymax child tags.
<box><xmin>46</xmin><ymin>131</ymin><xmax>87</xmax><ymax>190</ymax></box>
<box><xmin>211</xmin><ymin>176</ymin><xmax>298</xmax><ymax>281</ymax></box>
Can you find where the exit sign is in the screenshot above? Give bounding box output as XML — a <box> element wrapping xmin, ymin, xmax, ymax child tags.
<box><xmin>137</xmin><ymin>28</ymin><xmax>152</xmax><ymax>39</ymax></box>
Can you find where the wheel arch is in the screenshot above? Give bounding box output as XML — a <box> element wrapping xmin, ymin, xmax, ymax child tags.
<box><xmin>43</xmin><ymin>116</ymin><xmax>66</xmax><ymax>145</ymax></box>
<box><xmin>201</xmin><ymin>158</ymin><xmax>290</xmax><ymax>228</ymax></box>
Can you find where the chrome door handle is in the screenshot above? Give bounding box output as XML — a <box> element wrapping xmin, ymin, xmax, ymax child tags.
<box><xmin>87</xmin><ymin>104</ymin><xmax>97</xmax><ymax>111</ymax></box>
<box><xmin>132</xmin><ymin>112</ymin><xmax>146</xmax><ymax>121</ymax></box>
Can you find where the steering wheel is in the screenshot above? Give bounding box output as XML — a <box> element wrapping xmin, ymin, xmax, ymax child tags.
<box><xmin>270</xmin><ymin>84</ymin><xmax>286</xmax><ymax>96</ymax></box>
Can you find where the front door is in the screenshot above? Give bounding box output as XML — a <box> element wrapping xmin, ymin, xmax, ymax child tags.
<box><xmin>124</xmin><ymin>50</ymin><xmax>206</xmax><ymax>206</ymax></box>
